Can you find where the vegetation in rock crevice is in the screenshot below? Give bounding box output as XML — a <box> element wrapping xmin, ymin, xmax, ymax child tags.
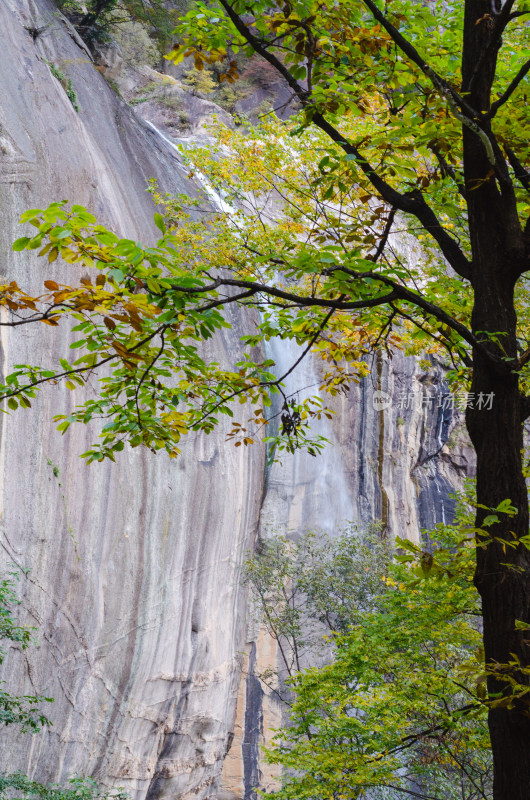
<box><xmin>44</xmin><ymin>60</ymin><xmax>79</xmax><ymax>112</ymax></box>
<box><xmin>0</xmin><ymin>574</ymin><xmax>126</xmax><ymax>800</ymax></box>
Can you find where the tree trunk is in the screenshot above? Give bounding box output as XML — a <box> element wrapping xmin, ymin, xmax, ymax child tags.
<box><xmin>462</xmin><ymin>4</ymin><xmax>530</xmax><ymax>798</ymax></box>
<box><xmin>467</xmin><ymin>300</ymin><xmax>530</xmax><ymax>800</ymax></box>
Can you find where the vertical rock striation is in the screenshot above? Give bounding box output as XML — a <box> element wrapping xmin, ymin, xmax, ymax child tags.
<box><xmin>222</xmin><ymin>347</ymin><xmax>475</xmax><ymax>798</ymax></box>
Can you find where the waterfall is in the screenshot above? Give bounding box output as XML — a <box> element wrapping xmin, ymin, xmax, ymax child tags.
<box><xmin>145</xmin><ymin>119</ymin><xmax>355</xmax><ymax>537</ymax></box>
<box><xmin>144</xmin><ymin>120</ymin><xmax>236</xmax><ymax>214</ymax></box>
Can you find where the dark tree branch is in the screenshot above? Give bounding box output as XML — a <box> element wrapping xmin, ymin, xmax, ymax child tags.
<box><xmin>428</xmin><ymin>143</ymin><xmax>467</xmax><ymax>200</ymax></box>
<box><xmin>311</xmin><ymin>112</ymin><xmax>473</xmax><ymax>280</ymax></box>
<box><xmin>486</xmin><ymin>57</ymin><xmax>530</xmax><ymax>119</ymax></box>
<box><xmin>134</xmin><ymin>327</ymin><xmax>167</xmax><ymax>429</ymax></box>
<box><xmin>466</xmin><ymin>0</ymin><xmax>518</xmax><ymax>93</ymax></box>
<box><xmin>376</xmin><ymin>785</ymin><xmax>442</xmax><ymax>800</ymax></box>
<box><xmin>186</xmin><ymin>270</ymin><xmax>500</xmax><ymax>371</ymax></box>
<box><xmin>217</xmin><ymin>0</ymin><xmax>308</xmax><ymax>103</ymax></box>
<box><xmin>367</xmin><ymin>207</ymin><xmax>397</xmax><ymax>262</ymax></box>
<box><xmin>189</xmin><ymin>303</ymin><xmax>342</xmax><ymax>428</ymax></box>
<box><xmin>0</xmin><ymin>307</ymin><xmax>61</xmax><ymax>326</ymax></box>
<box><xmin>194</xmin><ymin>288</ymin><xmax>258</xmax><ymax>313</ymax></box>
<box><xmin>217</xmin><ymin>278</ymin><xmax>400</xmax><ymax>311</ymax></box>
<box><xmin>318</xmin><ymin>265</ymin><xmax>490</xmax><ymax>363</ymax></box>
<box><xmin>509</xmin><ymin>10</ymin><xmax>530</xmax><ymax>20</ymax></box>
<box><xmin>505</xmin><ymin>145</ymin><xmax>530</xmax><ymax>193</ymax></box>
<box><xmin>269</xmin><ymin>303</ymin><xmax>339</xmax><ymax>386</ymax></box>
<box><xmin>367</xmin><ymin>703</ymin><xmax>482</xmax><ymax>763</ymax></box>
<box><xmin>438</xmin><ymin>739</ymin><xmax>491</xmax><ymax>800</ymax></box>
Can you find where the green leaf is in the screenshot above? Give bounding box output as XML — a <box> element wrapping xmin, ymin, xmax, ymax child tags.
<box><xmin>19</xmin><ymin>208</ymin><xmax>42</xmax><ymax>222</ymax></box>
<box><xmin>12</xmin><ymin>237</ymin><xmax>31</xmax><ymax>251</ymax></box>
<box><xmin>154</xmin><ymin>213</ymin><xmax>166</xmax><ymax>234</ymax></box>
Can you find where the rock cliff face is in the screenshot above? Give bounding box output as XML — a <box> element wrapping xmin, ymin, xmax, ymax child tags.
<box><xmin>0</xmin><ymin>3</ymin><xmax>473</xmax><ymax>799</ymax></box>
<box><xmin>220</xmin><ymin>346</ymin><xmax>474</xmax><ymax>799</ymax></box>
<box><xmin>0</xmin><ymin>2</ymin><xmax>264</xmax><ymax>798</ymax></box>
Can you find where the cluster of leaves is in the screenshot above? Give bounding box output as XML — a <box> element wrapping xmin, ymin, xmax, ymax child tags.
<box><xmin>0</xmin><ymin>776</ymin><xmax>126</xmax><ymax>800</ymax></box>
<box><xmin>0</xmin><ymin>103</ymin><xmax>510</xmax><ymax>459</ymax></box>
<box><xmin>0</xmin><ymin>574</ymin><xmax>52</xmax><ymax>733</ymax></box>
<box><xmin>0</xmin><ymin>574</ymin><xmax>126</xmax><ymax>800</ymax></box>
<box><xmin>4</xmin><ymin>83</ymin><xmax>530</xmax><ymax>465</ymax></box>
<box><xmin>172</xmin><ymin>117</ymin><xmax>476</xmax><ymax>382</ymax></box>
<box><xmin>249</xmin><ymin>499</ymin><xmax>493</xmax><ymax>800</ymax></box>
<box><xmin>5</xmin><ymin>0</ymin><xmax>530</xmax><ymax>464</ymax></box>
<box><xmin>54</xmin><ymin>0</ymin><xmax>188</xmax><ymax>52</ymax></box>
<box><xmin>168</xmin><ymin>0</ymin><xmax>530</xmax><ymax>377</ymax></box>
<box><xmin>6</xmin><ymin>203</ymin><xmax>259</xmax><ymax>461</ymax></box>
<box><xmin>169</xmin><ymin>0</ymin><xmax>529</xmax><ymax>178</ymax></box>
<box><xmin>6</xmin><ymin>181</ymin><xmax>357</xmax><ymax>461</ymax></box>
<box><xmin>181</xmin><ymin>66</ymin><xmax>217</xmax><ymax>96</ymax></box>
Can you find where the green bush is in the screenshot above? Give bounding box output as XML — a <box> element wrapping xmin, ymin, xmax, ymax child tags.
<box><xmin>182</xmin><ymin>67</ymin><xmax>216</xmax><ymax>97</ymax></box>
<box><xmin>252</xmin><ymin>504</ymin><xmax>492</xmax><ymax>800</ymax></box>
<box><xmin>110</xmin><ymin>18</ymin><xmax>158</xmax><ymax>67</ymax></box>
<box><xmin>0</xmin><ymin>775</ymin><xmax>126</xmax><ymax>800</ymax></box>
<box><xmin>53</xmin><ymin>0</ymin><xmax>190</xmax><ymax>53</ymax></box>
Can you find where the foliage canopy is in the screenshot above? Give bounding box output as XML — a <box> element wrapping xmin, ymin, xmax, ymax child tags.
<box><xmin>247</xmin><ymin>507</ymin><xmax>492</xmax><ymax>800</ymax></box>
<box><xmin>3</xmin><ymin>0</ymin><xmax>530</xmax><ymax>460</ymax></box>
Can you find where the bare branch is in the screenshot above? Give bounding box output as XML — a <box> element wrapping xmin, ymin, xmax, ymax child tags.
<box><xmin>134</xmin><ymin>328</ymin><xmax>167</xmax><ymax>430</ymax></box>
<box><xmin>428</xmin><ymin>143</ymin><xmax>467</xmax><ymax>200</ymax></box>
<box><xmin>486</xmin><ymin>57</ymin><xmax>530</xmax><ymax>119</ymax></box>
<box><xmin>367</xmin><ymin>207</ymin><xmax>397</xmax><ymax>263</ymax></box>
<box><xmin>505</xmin><ymin>145</ymin><xmax>530</xmax><ymax>193</ymax></box>
<box><xmin>375</xmin><ymin>784</ymin><xmax>442</xmax><ymax>800</ymax></box>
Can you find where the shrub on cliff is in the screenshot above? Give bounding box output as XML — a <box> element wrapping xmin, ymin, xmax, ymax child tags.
<box><xmin>0</xmin><ymin>574</ymin><xmax>125</xmax><ymax>800</ymax></box>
